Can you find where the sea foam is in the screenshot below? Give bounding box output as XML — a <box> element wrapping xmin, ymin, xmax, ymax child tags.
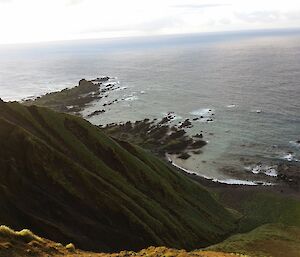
<box><xmin>190</xmin><ymin>108</ymin><xmax>214</xmax><ymax>117</ymax></box>
<box><xmin>245</xmin><ymin>164</ymin><xmax>278</xmax><ymax>177</ymax></box>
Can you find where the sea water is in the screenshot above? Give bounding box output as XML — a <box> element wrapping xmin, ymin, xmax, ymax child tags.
<box><xmin>0</xmin><ymin>29</ymin><xmax>299</xmax><ymax>182</ymax></box>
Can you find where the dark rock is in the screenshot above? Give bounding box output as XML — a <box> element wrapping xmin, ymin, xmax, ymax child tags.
<box><xmin>95</xmin><ymin>76</ymin><xmax>110</xmax><ymax>82</ymax></box>
<box><xmin>193</xmin><ymin>133</ymin><xmax>203</xmax><ymax>139</ymax></box>
<box><xmin>102</xmin><ymin>117</ymin><xmax>207</xmax><ymax>159</ymax></box>
<box><xmin>87</xmin><ymin>109</ymin><xmax>106</xmax><ymax>118</ymax></box>
<box><xmin>179</xmin><ymin>119</ymin><xmax>192</xmax><ymax>128</ymax></box>
<box><xmin>78</xmin><ymin>79</ymin><xmax>87</xmax><ymax>86</ymax></box>
<box><xmin>191</xmin><ymin>140</ymin><xmax>207</xmax><ymax>149</ymax></box>
<box><xmin>168</xmin><ymin>130</ymin><xmax>186</xmax><ymax>140</ymax></box>
<box><xmin>193</xmin><ymin>150</ymin><xmax>202</xmax><ymax>154</ymax></box>
<box><xmin>158</xmin><ymin>116</ymin><xmax>171</xmax><ymax>125</ymax></box>
<box><xmin>123</xmin><ymin>121</ymin><xmax>133</xmax><ymax>131</ymax></box>
<box><xmin>178</xmin><ymin>152</ymin><xmax>191</xmax><ymax>160</ymax></box>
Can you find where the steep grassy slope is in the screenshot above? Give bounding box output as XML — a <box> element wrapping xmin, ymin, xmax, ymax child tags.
<box><xmin>0</xmin><ymin>100</ymin><xmax>236</xmax><ymax>252</ymax></box>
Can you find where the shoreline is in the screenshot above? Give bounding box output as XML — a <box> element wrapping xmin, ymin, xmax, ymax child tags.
<box><xmin>166</xmin><ymin>154</ymin><xmax>275</xmax><ymax>186</ymax></box>
<box><xmin>169</xmin><ymin>154</ymin><xmax>300</xmax><ymax>203</ymax></box>
<box><xmin>20</xmin><ymin>76</ymin><xmax>300</xmax><ymax>190</ymax></box>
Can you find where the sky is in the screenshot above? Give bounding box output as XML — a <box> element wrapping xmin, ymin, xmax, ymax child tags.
<box><xmin>0</xmin><ymin>0</ymin><xmax>300</xmax><ymax>44</ymax></box>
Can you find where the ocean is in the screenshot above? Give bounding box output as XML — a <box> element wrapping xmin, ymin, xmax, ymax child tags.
<box><xmin>0</xmin><ymin>29</ymin><xmax>299</xmax><ymax>183</ymax></box>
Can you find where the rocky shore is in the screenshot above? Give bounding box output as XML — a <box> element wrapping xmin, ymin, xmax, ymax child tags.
<box><xmin>102</xmin><ymin>116</ymin><xmax>207</xmax><ymax>159</ymax></box>
<box><xmin>23</xmin><ymin>77</ymin><xmax>207</xmax><ymax>159</ymax></box>
<box><xmin>23</xmin><ymin>77</ymin><xmax>118</xmax><ymax>116</ymax></box>
<box><xmin>22</xmin><ymin>76</ymin><xmax>300</xmax><ymax>189</ymax></box>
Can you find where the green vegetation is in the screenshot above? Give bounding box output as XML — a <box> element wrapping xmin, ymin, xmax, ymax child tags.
<box><xmin>216</xmin><ymin>188</ymin><xmax>300</xmax><ymax>232</ymax></box>
<box><xmin>237</xmin><ymin>192</ymin><xmax>300</xmax><ymax>232</ymax></box>
<box><xmin>1</xmin><ymin>99</ymin><xmax>299</xmax><ymax>257</ymax></box>
<box><xmin>23</xmin><ymin>79</ymin><xmax>101</xmax><ymax>114</ymax></box>
<box><xmin>0</xmin><ymin>101</ymin><xmax>236</xmax><ymax>252</ymax></box>
<box><xmin>208</xmin><ymin>187</ymin><xmax>300</xmax><ymax>257</ymax></box>
<box><xmin>206</xmin><ymin>223</ymin><xmax>300</xmax><ymax>257</ymax></box>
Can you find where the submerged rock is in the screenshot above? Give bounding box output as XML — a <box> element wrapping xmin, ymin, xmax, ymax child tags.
<box><xmin>193</xmin><ymin>133</ymin><xmax>203</xmax><ymax>139</ymax></box>
<box><xmin>178</xmin><ymin>152</ymin><xmax>191</xmax><ymax>160</ymax></box>
<box><xmin>87</xmin><ymin>109</ymin><xmax>106</xmax><ymax>118</ymax></box>
<box><xmin>179</xmin><ymin>119</ymin><xmax>192</xmax><ymax>128</ymax></box>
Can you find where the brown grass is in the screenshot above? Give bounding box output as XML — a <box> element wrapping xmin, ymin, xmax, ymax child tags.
<box><xmin>0</xmin><ymin>226</ymin><xmax>249</xmax><ymax>257</ymax></box>
<box><xmin>0</xmin><ymin>225</ymin><xmax>45</xmax><ymax>243</ymax></box>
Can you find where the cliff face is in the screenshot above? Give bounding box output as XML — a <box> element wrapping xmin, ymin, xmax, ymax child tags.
<box><xmin>0</xmin><ymin>101</ymin><xmax>236</xmax><ymax>252</ymax></box>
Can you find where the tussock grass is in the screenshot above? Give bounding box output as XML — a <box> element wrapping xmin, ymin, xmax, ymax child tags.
<box><xmin>0</xmin><ymin>225</ymin><xmax>45</xmax><ymax>243</ymax></box>
<box><xmin>121</xmin><ymin>246</ymin><xmax>249</xmax><ymax>257</ymax></box>
<box><xmin>66</xmin><ymin>243</ymin><xmax>76</xmax><ymax>252</ymax></box>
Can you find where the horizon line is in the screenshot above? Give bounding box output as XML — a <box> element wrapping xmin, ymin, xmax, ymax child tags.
<box><xmin>1</xmin><ymin>26</ymin><xmax>300</xmax><ymax>47</ymax></box>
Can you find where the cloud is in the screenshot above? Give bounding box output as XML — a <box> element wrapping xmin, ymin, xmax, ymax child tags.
<box><xmin>1</xmin><ymin>0</ymin><xmax>300</xmax><ymax>44</ymax></box>
<box><xmin>65</xmin><ymin>0</ymin><xmax>84</xmax><ymax>6</ymax></box>
<box><xmin>235</xmin><ymin>11</ymin><xmax>281</xmax><ymax>23</ymax></box>
<box><xmin>136</xmin><ymin>17</ymin><xmax>184</xmax><ymax>32</ymax></box>
<box><xmin>0</xmin><ymin>0</ymin><xmax>12</xmax><ymax>3</ymax></box>
<box><xmin>284</xmin><ymin>11</ymin><xmax>300</xmax><ymax>21</ymax></box>
<box><xmin>80</xmin><ymin>16</ymin><xmax>184</xmax><ymax>36</ymax></box>
<box><xmin>172</xmin><ymin>4</ymin><xmax>231</xmax><ymax>9</ymax></box>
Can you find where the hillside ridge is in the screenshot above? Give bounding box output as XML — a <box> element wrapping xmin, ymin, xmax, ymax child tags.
<box><xmin>0</xmin><ymin>101</ymin><xmax>236</xmax><ymax>252</ymax></box>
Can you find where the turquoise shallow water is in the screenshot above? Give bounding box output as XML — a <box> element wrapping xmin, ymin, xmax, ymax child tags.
<box><xmin>0</xmin><ymin>30</ymin><xmax>299</xmax><ymax>182</ymax></box>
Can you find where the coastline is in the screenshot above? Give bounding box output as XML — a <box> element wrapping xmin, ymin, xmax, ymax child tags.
<box><xmin>21</xmin><ymin>76</ymin><xmax>300</xmax><ymax>190</ymax></box>
<box><xmin>166</xmin><ymin>154</ymin><xmax>275</xmax><ymax>186</ymax></box>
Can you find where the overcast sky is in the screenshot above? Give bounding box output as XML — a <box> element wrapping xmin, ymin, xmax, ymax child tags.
<box><xmin>0</xmin><ymin>0</ymin><xmax>300</xmax><ymax>44</ymax></box>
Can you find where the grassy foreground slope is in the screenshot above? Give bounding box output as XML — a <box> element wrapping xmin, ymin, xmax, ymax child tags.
<box><xmin>213</xmin><ymin>186</ymin><xmax>300</xmax><ymax>232</ymax></box>
<box><xmin>0</xmin><ymin>225</ymin><xmax>248</xmax><ymax>257</ymax></box>
<box><xmin>204</xmin><ymin>184</ymin><xmax>300</xmax><ymax>257</ymax></box>
<box><xmin>206</xmin><ymin>223</ymin><xmax>300</xmax><ymax>257</ymax></box>
<box><xmin>0</xmin><ymin>100</ymin><xmax>236</xmax><ymax>252</ymax></box>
